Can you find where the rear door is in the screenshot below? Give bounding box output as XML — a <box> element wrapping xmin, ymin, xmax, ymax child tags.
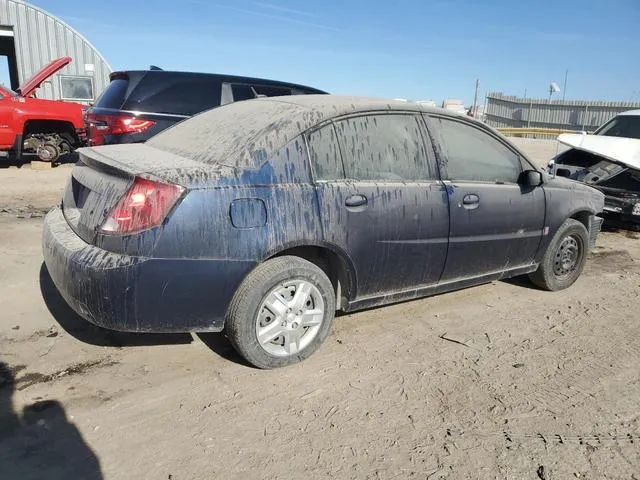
<box><xmin>308</xmin><ymin>113</ymin><xmax>449</xmax><ymax>299</ymax></box>
<box><xmin>425</xmin><ymin>115</ymin><xmax>545</xmax><ymax>280</ymax></box>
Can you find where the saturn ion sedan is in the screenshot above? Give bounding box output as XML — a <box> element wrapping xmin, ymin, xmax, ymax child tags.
<box><xmin>43</xmin><ymin>96</ymin><xmax>605</xmax><ymax>368</ymax></box>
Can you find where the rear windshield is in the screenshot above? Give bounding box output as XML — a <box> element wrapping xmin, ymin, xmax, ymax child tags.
<box><xmin>595</xmin><ymin>115</ymin><xmax>640</xmax><ymax>139</ymax></box>
<box><xmin>147</xmin><ymin>99</ymin><xmax>306</xmax><ymax>169</ymax></box>
<box><xmin>122</xmin><ymin>75</ymin><xmax>222</xmax><ymax>116</ymax></box>
<box><xmin>93</xmin><ymin>78</ymin><xmax>128</xmax><ymax>109</ymax></box>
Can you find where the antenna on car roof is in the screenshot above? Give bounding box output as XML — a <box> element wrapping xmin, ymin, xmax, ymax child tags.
<box><xmin>149</xmin><ymin>65</ymin><xmax>163</xmax><ymax>71</ymax></box>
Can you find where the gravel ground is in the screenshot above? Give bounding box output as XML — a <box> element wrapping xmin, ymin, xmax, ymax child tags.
<box><xmin>0</xmin><ymin>140</ymin><xmax>638</xmax><ymax>480</ymax></box>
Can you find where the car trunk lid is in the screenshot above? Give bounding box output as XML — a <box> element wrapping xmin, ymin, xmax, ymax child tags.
<box><xmin>62</xmin><ymin>156</ymin><xmax>134</xmax><ymax>243</ymax></box>
<box><xmin>62</xmin><ymin>144</ymin><xmax>233</xmax><ymax>243</ymax></box>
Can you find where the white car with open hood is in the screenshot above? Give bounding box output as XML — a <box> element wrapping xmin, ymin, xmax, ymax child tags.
<box><xmin>548</xmin><ymin>110</ymin><xmax>640</xmax><ymax>229</ymax></box>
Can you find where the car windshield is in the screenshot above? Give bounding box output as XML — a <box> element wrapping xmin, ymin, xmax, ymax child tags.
<box><xmin>147</xmin><ymin>99</ymin><xmax>307</xmax><ymax>169</ymax></box>
<box><xmin>595</xmin><ymin>115</ymin><xmax>640</xmax><ymax>139</ymax></box>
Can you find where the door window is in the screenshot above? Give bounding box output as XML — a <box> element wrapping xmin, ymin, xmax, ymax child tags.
<box><xmin>431</xmin><ymin>117</ymin><xmax>522</xmax><ymax>183</ymax></box>
<box><xmin>306</xmin><ymin>123</ymin><xmax>344</xmax><ymax>181</ymax></box>
<box><xmin>334</xmin><ymin>114</ymin><xmax>435</xmax><ymax>181</ymax></box>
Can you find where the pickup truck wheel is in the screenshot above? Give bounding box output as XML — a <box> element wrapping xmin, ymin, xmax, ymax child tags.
<box><xmin>226</xmin><ymin>256</ymin><xmax>335</xmax><ymax>369</ymax></box>
<box><xmin>529</xmin><ymin>219</ymin><xmax>589</xmax><ymax>291</ymax></box>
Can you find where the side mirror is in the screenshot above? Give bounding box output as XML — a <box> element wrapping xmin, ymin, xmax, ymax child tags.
<box><xmin>519</xmin><ymin>169</ymin><xmax>543</xmax><ymax>187</ymax></box>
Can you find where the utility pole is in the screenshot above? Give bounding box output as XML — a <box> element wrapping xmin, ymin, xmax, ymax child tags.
<box><xmin>472</xmin><ymin>78</ymin><xmax>479</xmax><ymax>117</ymax></box>
<box><xmin>562</xmin><ymin>70</ymin><xmax>568</xmax><ymax>101</ymax></box>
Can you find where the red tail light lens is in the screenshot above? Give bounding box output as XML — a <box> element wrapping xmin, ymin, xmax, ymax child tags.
<box><xmin>85</xmin><ymin>113</ymin><xmax>155</xmax><ymax>146</ymax></box>
<box><xmin>100</xmin><ymin>177</ymin><xmax>184</xmax><ymax>235</ymax></box>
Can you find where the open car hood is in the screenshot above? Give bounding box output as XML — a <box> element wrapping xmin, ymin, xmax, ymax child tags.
<box><xmin>558</xmin><ymin>133</ymin><xmax>640</xmax><ymax>171</ymax></box>
<box><xmin>17</xmin><ymin>56</ymin><xmax>71</xmax><ymax>97</ymax></box>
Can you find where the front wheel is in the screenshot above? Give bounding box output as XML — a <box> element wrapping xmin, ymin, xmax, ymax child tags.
<box><xmin>225</xmin><ymin>256</ymin><xmax>336</xmax><ymax>369</ymax></box>
<box><xmin>529</xmin><ymin>218</ymin><xmax>589</xmax><ymax>291</ymax></box>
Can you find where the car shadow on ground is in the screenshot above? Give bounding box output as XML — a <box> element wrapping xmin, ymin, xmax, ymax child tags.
<box><xmin>501</xmin><ymin>275</ymin><xmax>542</xmax><ymax>290</ymax></box>
<box><xmin>39</xmin><ymin>263</ymin><xmax>193</xmax><ymax>348</ymax></box>
<box><xmin>0</xmin><ymin>152</ymin><xmax>78</xmax><ymax>169</ymax></box>
<box><xmin>196</xmin><ymin>333</ymin><xmax>254</xmax><ymax>368</ymax></box>
<box><xmin>0</xmin><ymin>361</ymin><xmax>103</xmax><ymax>479</ymax></box>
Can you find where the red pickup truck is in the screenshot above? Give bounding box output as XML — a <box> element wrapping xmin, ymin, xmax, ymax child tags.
<box><xmin>0</xmin><ymin>57</ymin><xmax>86</xmax><ymax>163</ymax></box>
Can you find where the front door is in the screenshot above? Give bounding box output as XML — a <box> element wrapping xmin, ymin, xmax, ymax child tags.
<box><xmin>426</xmin><ymin>115</ymin><xmax>546</xmax><ymax>280</ymax></box>
<box><xmin>0</xmin><ymin>95</ymin><xmax>16</xmax><ymax>149</ymax></box>
<box><xmin>307</xmin><ymin>113</ymin><xmax>450</xmax><ymax>299</ymax></box>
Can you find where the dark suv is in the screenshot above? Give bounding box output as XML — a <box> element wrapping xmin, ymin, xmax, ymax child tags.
<box><xmin>85</xmin><ymin>69</ymin><xmax>327</xmax><ymax>146</ymax></box>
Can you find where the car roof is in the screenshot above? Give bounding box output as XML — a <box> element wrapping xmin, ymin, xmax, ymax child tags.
<box><xmin>251</xmin><ymin>94</ymin><xmax>456</xmax><ymax>119</ymax></box>
<box><xmin>617</xmin><ymin>109</ymin><xmax>640</xmax><ymax>117</ymax></box>
<box><xmin>110</xmin><ymin>69</ymin><xmax>328</xmax><ymax>93</ymax></box>
<box><xmin>146</xmin><ymin>95</ymin><xmax>486</xmax><ymax>176</ymax></box>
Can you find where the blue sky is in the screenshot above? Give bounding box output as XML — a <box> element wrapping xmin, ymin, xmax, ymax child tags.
<box><xmin>29</xmin><ymin>0</ymin><xmax>640</xmax><ymax>103</ymax></box>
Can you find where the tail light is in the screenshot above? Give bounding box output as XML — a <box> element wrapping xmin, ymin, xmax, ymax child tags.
<box><xmin>85</xmin><ymin>113</ymin><xmax>155</xmax><ymax>146</ymax></box>
<box><xmin>100</xmin><ymin>177</ymin><xmax>184</xmax><ymax>235</ymax></box>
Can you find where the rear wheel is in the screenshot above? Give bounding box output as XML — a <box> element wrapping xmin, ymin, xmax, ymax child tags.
<box><xmin>225</xmin><ymin>256</ymin><xmax>335</xmax><ymax>369</ymax></box>
<box><xmin>529</xmin><ymin>219</ymin><xmax>589</xmax><ymax>291</ymax></box>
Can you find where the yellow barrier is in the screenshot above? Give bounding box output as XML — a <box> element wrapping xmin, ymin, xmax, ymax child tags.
<box><xmin>496</xmin><ymin>127</ymin><xmax>593</xmax><ymax>137</ymax></box>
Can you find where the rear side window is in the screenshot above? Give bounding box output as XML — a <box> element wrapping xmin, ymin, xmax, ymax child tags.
<box><xmin>334</xmin><ymin>114</ymin><xmax>435</xmax><ymax>181</ymax></box>
<box><xmin>306</xmin><ymin>124</ymin><xmax>344</xmax><ymax>181</ymax></box>
<box><xmin>231</xmin><ymin>84</ymin><xmax>293</xmax><ymax>102</ymax></box>
<box><xmin>93</xmin><ymin>78</ymin><xmax>128</xmax><ymax>109</ymax></box>
<box><xmin>430</xmin><ymin>117</ymin><xmax>521</xmax><ymax>183</ymax></box>
<box><xmin>254</xmin><ymin>85</ymin><xmax>292</xmax><ymax>97</ymax></box>
<box><xmin>122</xmin><ymin>75</ymin><xmax>222</xmax><ymax>116</ymax></box>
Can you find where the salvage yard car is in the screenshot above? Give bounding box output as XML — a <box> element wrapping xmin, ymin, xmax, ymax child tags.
<box><xmin>548</xmin><ymin>110</ymin><xmax>640</xmax><ymax>229</ymax></box>
<box><xmin>0</xmin><ymin>57</ymin><xmax>86</xmax><ymax>163</ymax></box>
<box><xmin>43</xmin><ymin>96</ymin><xmax>605</xmax><ymax>369</ymax></box>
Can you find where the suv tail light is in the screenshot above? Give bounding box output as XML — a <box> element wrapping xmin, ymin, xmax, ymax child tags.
<box><xmin>100</xmin><ymin>177</ymin><xmax>184</xmax><ymax>235</ymax></box>
<box><xmin>85</xmin><ymin>113</ymin><xmax>155</xmax><ymax>146</ymax></box>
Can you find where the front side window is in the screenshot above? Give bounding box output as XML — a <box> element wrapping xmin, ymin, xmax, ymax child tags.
<box><xmin>306</xmin><ymin>123</ymin><xmax>344</xmax><ymax>181</ymax></box>
<box><xmin>333</xmin><ymin>114</ymin><xmax>434</xmax><ymax>181</ymax></box>
<box><xmin>430</xmin><ymin>117</ymin><xmax>521</xmax><ymax>183</ymax></box>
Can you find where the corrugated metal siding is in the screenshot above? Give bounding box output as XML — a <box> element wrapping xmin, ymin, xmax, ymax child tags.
<box><xmin>486</xmin><ymin>92</ymin><xmax>640</xmax><ymax>131</ymax></box>
<box><xmin>0</xmin><ymin>0</ymin><xmax>111</xmax><ymax>101</ymax></box>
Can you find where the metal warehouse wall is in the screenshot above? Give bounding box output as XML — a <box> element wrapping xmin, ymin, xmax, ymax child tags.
<box><xmin>485</xmin><ymin>92</ymin><xmax>640</xmax><ymax>132</ymax></box>
<box><xmin>0</xmin><ymin>0</ymin><xmax>111</xmax><ymax>101</ymax></box>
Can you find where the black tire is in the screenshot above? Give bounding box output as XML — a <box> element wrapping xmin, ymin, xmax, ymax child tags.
<box><xmin>225</xmin><ymin>256</ymin><xmax>336</xmax><ymax>369</ymax></box>
<box><xmin>529</xmin><ymin>219</ymin><xmax>589</xmax><ymax>291</ymax></box>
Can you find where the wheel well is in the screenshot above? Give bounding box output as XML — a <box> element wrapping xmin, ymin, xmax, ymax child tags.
<box><xmin>570</xmin><ymin>211</ymin><xmax>592</xmax><ymax>231</ymax></box>
<box><xmin>23</xmin><ymin>120</ymin><xmax>79</xmax><ymax>145</ymax></box>
<box><xmin>270</xmin><ymin>246</ymin><xmax>354</xmax><ymax>310</ymax></box>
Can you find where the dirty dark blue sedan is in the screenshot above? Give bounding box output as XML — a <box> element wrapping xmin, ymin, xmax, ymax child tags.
<box><xmin>43</xmin><ymin>96</ymin><xmax>605</xmax><ymax>368</ymax></box>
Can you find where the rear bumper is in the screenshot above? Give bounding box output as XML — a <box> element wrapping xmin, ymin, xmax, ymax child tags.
<box><xmin>42</xmin><ymin>207</ymin><xmax>256</xmax><ymax>333</ymax></box>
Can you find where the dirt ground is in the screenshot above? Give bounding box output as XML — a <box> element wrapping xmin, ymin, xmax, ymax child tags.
<box><xmin>1</xmin><ymin>139</ymin><xmax>638</xmax><ymax>480</ymax></box>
